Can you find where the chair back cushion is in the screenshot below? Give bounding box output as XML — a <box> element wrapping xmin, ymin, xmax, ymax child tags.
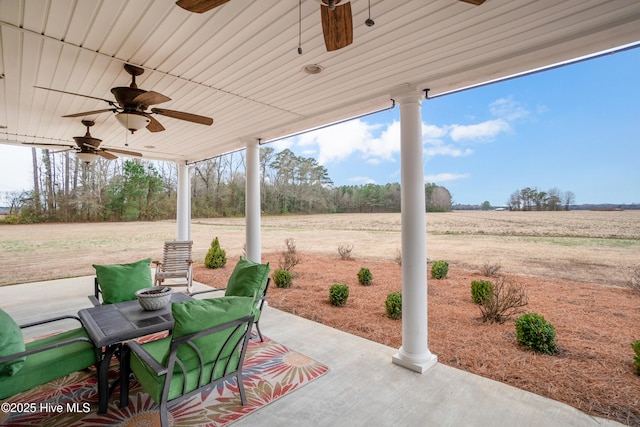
<box><xmin>225</xmin><ymin>257</ymin><xmax>270</xmax><ymax>298</ymax></box>
<box><xmin>93</xmin><ymin>258</ymin><xmax>153</xmax><ymax>304</ymax></box>
<box><xmin>0</xmin><ymin>309</ymin><xmax>25</xmax><ymax>377</ymax></box>
<box><xmin>170</xmin><ymin>296</ymin><xmax>255</xmax><ymax>370</ymax></box>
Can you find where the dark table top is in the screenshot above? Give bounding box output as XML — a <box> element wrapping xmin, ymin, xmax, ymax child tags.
<box><xmin>78</xmin><ymin>292</ymin><xmax>192</xmax><ymax>347</ymax></box>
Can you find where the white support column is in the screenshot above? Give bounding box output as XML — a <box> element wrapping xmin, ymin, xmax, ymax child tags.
<box><xmin>245</xmin><ymin>139</ymin><xmax>261</xmax><ymax>263</ymax></box>
<box><xmin>391</xmin><ymin>86</ymin><xmax>438</xmax><ymax>373</ymax></box>
<box><xmin>176</xmin><ymin>161</ymin><xmax>191</xmax><ymax>241</ymax></box>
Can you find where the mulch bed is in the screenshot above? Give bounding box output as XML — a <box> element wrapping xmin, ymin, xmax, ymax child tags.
<box><xmin>193</xmin><ymin>253</ymin><xmax>640</xmax><ymax>426</ymax></box>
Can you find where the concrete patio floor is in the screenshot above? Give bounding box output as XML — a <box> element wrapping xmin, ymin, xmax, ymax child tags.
<box><xmin>0</xmin><ymin>276</ymin><xmax>624</xmax><ymax>427</ymax></box>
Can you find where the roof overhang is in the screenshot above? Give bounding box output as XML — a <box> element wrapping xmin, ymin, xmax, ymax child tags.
<box><xmin>1</xmin><ymin>0</ymin><xmax>639</xmax><ymax>163</ymax></box>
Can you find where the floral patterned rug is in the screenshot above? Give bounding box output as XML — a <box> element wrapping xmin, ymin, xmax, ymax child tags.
<box><xmin>0</xmin><ymin>336</ymin><xmax>328</xmax><ymax>426</ymax></box>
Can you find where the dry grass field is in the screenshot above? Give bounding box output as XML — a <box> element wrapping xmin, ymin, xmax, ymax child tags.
<box><xmin>1</xmin><ymin>211</ymin><xmax>639</xmax><ymax>425</ymax></box>
<box><xmin>1</xmin><ymin>210</ymin><xmax>638</xmax><ymax>287</ymax></box>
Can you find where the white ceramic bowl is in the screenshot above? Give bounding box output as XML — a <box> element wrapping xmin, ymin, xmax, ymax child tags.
<box><xmin>135</xmin><ymin>287</ymin><xmax>172</xmax><ymax>311</ymax></box>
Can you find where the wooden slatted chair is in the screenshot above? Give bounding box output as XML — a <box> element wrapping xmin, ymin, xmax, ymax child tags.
<box><xmin>153</xmin><ymin>241</ymin><xmax>194</xmax><ymax>293</ymax></box>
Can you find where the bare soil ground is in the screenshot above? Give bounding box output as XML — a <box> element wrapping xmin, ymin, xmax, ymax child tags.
<box><xmin>1</xmin><ymin>211</ymin><xmax>640</xmax><ymax>425</ymax></box>
<box><xmin>193</xmin><ymin>254</ymin><xmax>640</xmax><ymax>427</ymax></box>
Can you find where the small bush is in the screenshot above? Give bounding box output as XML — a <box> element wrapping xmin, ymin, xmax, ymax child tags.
<box><xmin>385</xmin><ymin>291</ymin><xmax>402</xmax><ymax>319</ymax></box>
<box><xmin>431</xmin><ymin>260</ymin><xmax>449</xmax><ymax>279</ymax></box>
<box><xmin>625</xmin><ymin>264</ymin><xmax>640</xmax><ymax>292</ymax></box>
<box><xmin>632</xmin><ymin>340</ymin><xmax>640</xmax><ymax>375</ymax></box>
<box><xmin>515</xmin><ymin>312</ymin><xmax>558</xmax><ymax>355</ymax></box>
<box><xmin>480</xmin><ymin>261</ymin><xmax>502</xmax><ymax>277</ymax></box>
<box><xmin>273</xmin><ymin>268</ymin><xmax>293</xmax><ymax>288</ymax></box>
<box><xmin>394</xmin><ymin>249</ymin><xmax>402</xmax><ymax>266</ymax></box>
<box><xmin>357</xmin><ymin>267</ymin><xmax>373</xmax><ymax>285</ymax></box>
<box><xmin>338</xmin><ymin>244</ymin><xmax>354</xmax><ymax>260</ymax></box>
<box><xmin>329</xmin><ymin>283</ymin><xmax>349</xmax><ymax>307</ymax></box>
<box><xmin>278</xmin><ymin>238</ymin><xmax>301</xmax><ymax>272</ymax></box>
<box><xmin>471</xmin><ymin>280</ymin><xmax>494</xmax><ymax>304</ymax></box>
<box><xmin>204</xmin><ymin>236</ymin><xmax>226</xmax><ymax>269</ymax></box>
<box><xmin>478</xmin><ymin>276</ymin><xmax>528</xmax><ymax>323</ymax></box>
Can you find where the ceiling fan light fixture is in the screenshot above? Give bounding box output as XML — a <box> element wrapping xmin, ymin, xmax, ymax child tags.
<box><xmin>303</xmin><ymin>64</ymin><xmax>324</xmax><ymax>74</ymax></box>
<box><xmin>116</xmin><ymin>112</ymin><xmax>151</xmax><ymax>133</ymax></box>
<box><xmin>76</xmin><ymin>152</ymin><xmax>100</xmax><ymax>163</ymax></box>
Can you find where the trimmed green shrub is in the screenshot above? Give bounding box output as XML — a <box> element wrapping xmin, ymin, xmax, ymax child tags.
<box><xmin>385</xmin><ymin>291</ymin><xmax>402</xmax><ymax>320</ymax></box>
<box><xmin>471</xmin><ymin>280</ymin><xmax>494</xmax><ymax>304</ymax></box>
<box><xmin>357</xmin><ymin>267</ymin><xmax>373</xmax><ymax>286</ymax></box>
<box><xmin>431</xmin><ymin>260</ymin><xmax>449</xmax><ymax>279</ymax></box>
<box><xmin>204</xmin><ymin>237</ymin><xmax>226</xmax><ymax>269</ymax></box>
<box><xmin>515</xmin><ymin>312</ymin><xmax>558</xmax><ymax>355</ymax></box>
<box><xmin>329</xmin><ymin>283</ymin><xmax>349</xmax><ymax>307</ymax></box>
<box><xmin>273</xmin><ymin>268</ymin><xmax>292</xmax><ymax>288</ymax></box>
<box><xmin>632</xmin><ymin>340</ymin><xmax>640</xmax><ymax>375</ymax></box>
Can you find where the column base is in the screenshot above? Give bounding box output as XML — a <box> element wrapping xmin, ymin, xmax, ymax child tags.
<box><xmin>392</xmin><ymin>347</ymin><xmax>438</xmax><ymax>374</ymax></box>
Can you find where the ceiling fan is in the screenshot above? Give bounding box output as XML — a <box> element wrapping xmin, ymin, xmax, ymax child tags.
<box><xmin>35</xmin><ymin>63</ymin><xmax>213</xmax><ymax>134</ymax></box>
<box><xmin>175</xmin><ymin>0</ymin><xmax>486</xmax><ymax>52</ymax></box>
<box><xmin>21</xmin><ymin>120</ymin><xmax>143</xmax><ymax>163</ymax></box>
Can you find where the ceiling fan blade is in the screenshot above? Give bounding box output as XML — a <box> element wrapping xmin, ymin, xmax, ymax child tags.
<box><xmin>22</xmin><ymin>142</ymin><xmax>74</xmax><ymax>150</ymax></box>
<box><xmin>63</xmin><ymin>109</ymin><xmax>115</xmax><ymax>118</ymax></box>
<box><xmin>458</xmin><ymin>0</ymin><xmax>486</xmax><ymax>4</ymax></box>
<box><xmin>133</xmin><ymin>91</ymin><xmax>171</xmax><ymax>106</ymax></box>
<box><xmin>321</xmin><ymin>2</ymin><xmax>353</xmax><ymax>52</ymax></box>
<box><xmin>33</xmin><ymin>86</ymin><xmax>113</xmax><ymax>104</ymax></box>
<box><xmin>176</xmin><ymin>0</ymin><xmax>230</xmax><ymax>13</ymax></box>
<box><xmin>143</xmin><ymin>113</ymin><xmax>166</xmax><ymax>132</ymax></box>
<box><xmin>102</xmin><ymin>147</ymin><xmax>143</xmax><ymax>157</ymax></box>
<box><xmin>97</xmin><ymin>151</ymin><xmax>118</xmax><ymax>160</ymax></box>
<box><xmin>151</xmin><ymin>108</ymin><xmax>213</xmax><ymax>126</ymax></box>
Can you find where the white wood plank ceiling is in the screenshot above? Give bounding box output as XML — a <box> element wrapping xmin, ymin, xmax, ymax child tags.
<box><xmin>1</xmin><ymin>0</ymin><xmax>639</xmax><ymax>163</ymax></box>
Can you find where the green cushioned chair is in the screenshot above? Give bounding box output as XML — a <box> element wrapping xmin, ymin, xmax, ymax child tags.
<box><xmin>121</xmin><ymin>296</ymin><xmax>256</xmax><ymax>427</ymax></box>
<box><xmin>91</xmin><ymin>258</ymin><xmax>153</xmax><ymax>305</ymax></box>
<box><xmin>189</xmin><ymin>257</ymin><xmax>270</xmax><ymax>341</ymax></box>
<box><xmin>0</xmin><ymin>308</ymin><xmax>98</xmax><ymax>400</ymax></box>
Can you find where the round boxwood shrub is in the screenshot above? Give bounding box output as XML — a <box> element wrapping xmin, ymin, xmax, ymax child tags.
<box><xmin>385</xmin><ymin>291</ymin><xmax>402</xmax><ymax>320</ymax></box>
<box><xmin>204</xmin><ymin>236</ymin><xmax>226</xmax><ymax>269</ymax></box>
<box><xmin>273</xmin><ymin>268</ymin><xmax>292</xmax><ymax>288</ymax></box>
<box><xmin>329</xmin><ymin>283</ymin><xmax>349</xmax><ymax>307</ymax></box>
<box><xmin>471</xmin><ymin>280</ymin><xmax>494</xmax><ymax>304</ymax></box>
<box><xmin>357</xmin><ymin>267</ymin><xmax>373</xmax><ymax>286</ymax></box>
<box><xmin>431</xmin><ymin>260</ymin><xmax>449</xmax><ymax>279</ymax></box>
<box><xmin>515</xmin><ymin>312</ymin><xmax>558</xmax><ymax>355</ymax></box>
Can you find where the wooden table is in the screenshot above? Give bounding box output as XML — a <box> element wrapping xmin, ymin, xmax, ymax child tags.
<box><xmin>78</xmin><ymin>292</ymin><xmax>192</xmax><ymax>414</ymax></box>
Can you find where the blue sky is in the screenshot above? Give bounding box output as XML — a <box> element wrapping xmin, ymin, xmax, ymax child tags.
<box><xmin>1</xmin><ymin>47</ymin><xmax>638</xmax><ymax>206</ymax></box>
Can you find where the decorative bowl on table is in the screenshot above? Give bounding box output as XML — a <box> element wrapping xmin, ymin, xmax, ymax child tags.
<box><xmin>135</xmin><ymin>287</ymin><xmax>172</xmax><ymax>311</ymax></box>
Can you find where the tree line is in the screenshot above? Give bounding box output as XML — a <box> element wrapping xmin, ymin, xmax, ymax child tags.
<box><xmin>507</xmin><ymin>187</ymin><xmax>575</xmax><ymax>211</ymax></box>
<box><xmin>2</xmin><ymin>147</ymin><xmax>452</xmax><ymax>223</ymax></box>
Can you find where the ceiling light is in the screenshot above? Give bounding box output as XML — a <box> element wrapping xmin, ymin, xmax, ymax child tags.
<box><xmin>303</xmin><ymin>64</ymin><xmax>324</xmax><ymax>75</ymax></box>
<box><xmin>115</xmin><ymin>112</ymin><xmax>151</xmax><ymax>134</ymax></box>
<box><xmin>76</xmin><ymin>152</ymin><xmax>100</xmax><ymax>163</ymax></box>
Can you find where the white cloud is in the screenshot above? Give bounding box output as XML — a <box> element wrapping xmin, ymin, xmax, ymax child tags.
<box><xmin>270</xmin><ymin>137</ymin><xmax>293</xmax><ymax>152</ymax></box>
<box><xmin>425</xmin><ymin>172</ymin><xmax>470</xmax><ymax>183</ymax></box>
<box><xmin>449</xmin><ymin>119</ymin><xmax>510</xmax><ymax>142</ymax></box>
<box><xmin>425</xmin><ymin>143</ymin><xmax>474</xmax><ymax>157</ymax></box>
<box><xmin>349</xmin><ymin>176</ymin><xmax>376</xmax><ymax>184</ymax></box>
<box><xmin>490</xmin><ymin>96</ymin><xmax>530</xmax><ymax>120</ymax></box>
<box><xmin>298</xmin><ymin>119</ymin><xmax>374</xmax><ymax>164</ymax></box>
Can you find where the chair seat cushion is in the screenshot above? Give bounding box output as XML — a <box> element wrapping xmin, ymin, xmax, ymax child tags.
<box><xmin>129</xmin><ymin>296</ymin><xmax>255</xmax><ymax>403</ymax></box>
<box><xmin>93</xmin><ymin>258</ymin><xmax>153</xmax><ymax>304</ymax></box>
<box><xmin>0</xmin><ymin>309</ymin><xmax>26</xmax><ymax>377</ymax></box>
<box><xmin>225</xmin><ymin>257</ymin><xmax>270</xmax><ymax>298</ymax></box>
<box><xmin>129</xmin><ymin>336</ymin><xmax>236</xmax><ymax>403</ymax></box>
<box><xmin>0</xmin><ymin>328</ymin><xmax>96</xmax><ymax>399</ymax></box>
